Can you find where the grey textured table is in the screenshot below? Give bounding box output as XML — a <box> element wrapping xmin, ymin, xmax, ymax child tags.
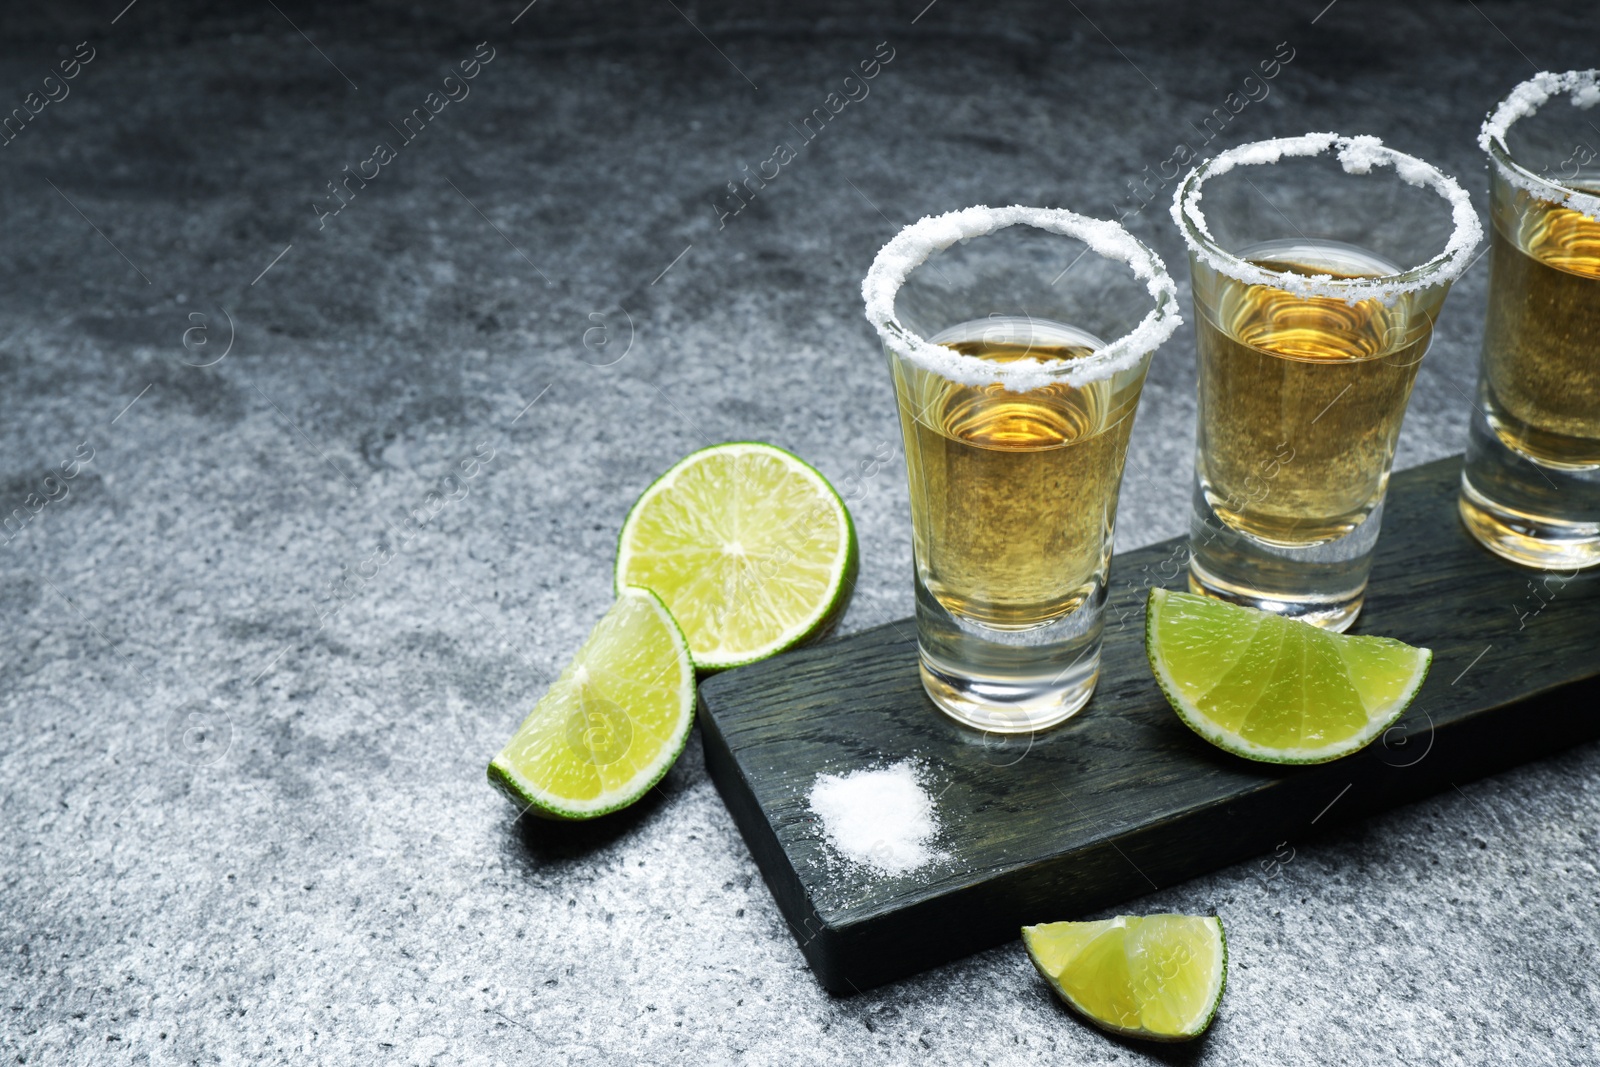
<box><xmin>2</xmin><ymin>2</ymin><xmax>1596</xmax><ymax>1064</ymax></box>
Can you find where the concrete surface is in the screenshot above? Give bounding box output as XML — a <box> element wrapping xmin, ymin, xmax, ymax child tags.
<box><xmin>1</xmin><ymin>1</ymin><xmax>1596</xmax><ymax>1063</ymax></box>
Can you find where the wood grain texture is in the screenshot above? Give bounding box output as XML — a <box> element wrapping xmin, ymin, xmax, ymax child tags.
<box><xmin>697</xmin><ymin>456</ymin><xmax>1600</xmax><ymax>993</ymax></box>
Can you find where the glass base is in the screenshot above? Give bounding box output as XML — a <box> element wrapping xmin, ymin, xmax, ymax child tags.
<box><xmin>918</xmin><ymin>648</ymin><xmax>1098</xmax><ymax>733</ymax></box>
<box><xmin>1459</xmin><ymin>408</ymin><xmax>1600</xmax><ymax>572</ymax></box>
<box><xmin>913</xmin><ymin>572</ymin><xmax>1103</xmax><ymax>734</ymax></box>
<box><xmin>1187</xmin><ymin>559</ymin><xmax>1363</xmax><ymax>632</ymax></box>
<box><xmin>1187</xmin><ymin>479</ymin><xmax>1377</xmax><ymax>633</ymax></box>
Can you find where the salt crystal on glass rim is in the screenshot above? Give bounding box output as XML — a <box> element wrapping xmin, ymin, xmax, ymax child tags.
<box><xmin>1479</xmin><ymin>69</ymin><xmax>1600</xmax><ymax>223</ymax></box>
<box><xmin>808</xmin><ymin>761</ymin><xmax>944</xmax><ymax>877</ymax></box>
<box><xmin>1169</xmin><ymin>132</ymin><xmax>1483</xmax><ymax>306</ymax></box>
<box><xmin>861</xmin><ymin>204</ymin><xmax>1182</xmax><ymax>394</ymax></box>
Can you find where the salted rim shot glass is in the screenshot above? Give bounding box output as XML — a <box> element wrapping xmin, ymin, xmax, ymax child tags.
<box><xmin>1459</xmin><ymin>70</ymin><xmax>1600</xmax><ymax>570</ymax></box>
<box><xmin>1170</xmin><ymin>134</ymin><xmax>1482</xmax><ymax>631</ymax></box>
<box><xmin>862</xmin><ymin>206</ymin><xmax>1181</xmax><ymax>733</ymax></box>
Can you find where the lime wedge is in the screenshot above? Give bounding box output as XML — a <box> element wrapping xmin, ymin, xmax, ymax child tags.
<box><xmin>614</xmin><ymin>442</ymin><xmax>857</xmax><ymax>671</ymax></box>
<box><xmin>487</xmin><ymin>586</ymin><xmax>695</xmax><ymax>820</ymax></box>
<box><xmin>1023</xmin><ymin>914</ymin><xmax>1227</xmax><ymax>1042</ymax></box>
<box><xmin>1145</xmin><ymin>588</ymin><xmax>1431</xmax><ymax>764</ymax></box>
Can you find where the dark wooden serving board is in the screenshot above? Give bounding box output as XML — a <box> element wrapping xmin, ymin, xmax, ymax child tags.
<box><xmin>697</xmin><ymin>456</ymin><xmax>1600</xmax><ymax>993</ymax></box>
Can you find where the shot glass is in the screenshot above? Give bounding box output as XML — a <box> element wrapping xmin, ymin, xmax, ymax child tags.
<box><xmin>862</xmin><ymin>206</ymin><xmax>1181</xmax><ymax>733</ymax></box>
<box><xmin>1459</xmin><ymin>70</ymin><xmax>1600</xmax><ymax>570</ymax></box>
<box><xmin>1171</xmin><ymin>134</ymin><xmax>1481</xmax><ymax>631</ymax></box>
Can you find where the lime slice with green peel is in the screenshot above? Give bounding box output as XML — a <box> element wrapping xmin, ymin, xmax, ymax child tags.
<box><xmin>1145</xmin><ymin>588</ymin><xmax>1432</xmax><ymax>764</ymax></box>
<box><xmin>1023</xmin><ymin>914</ymin><xmax>1227</xmax><ymax>1042</ymax></box>
<box><xmin>487</xmin><ymin>586</ymin><xmax>695</xmax><ymax>820</ymax></box>
<box><xmin>614</xmin><ymin>442</ymin><xmax>857</xmax><ymax>671</ymax></box>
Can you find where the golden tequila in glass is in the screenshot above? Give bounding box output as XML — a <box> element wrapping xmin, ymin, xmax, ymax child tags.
<box><xmin>1461</xmin><ymin>70</ymin><xmax>1600</xmax><ymax>569</ymax></box>
<box><xmin>1480</xmin><ymin>196</ymin><xmax>1600</xmax><ymax>461</ymax></box>
<box><xmin>1173</xmin><ymin>134</ymin><xmax>1479</xmax><ymax>629</ymax></box>
<box><xmin>895</xmin><ymin>318</ymin><xmax>1143</xmax><ymax>627</ymax></box>
<box><xmin>1194</xmin><ymin>240</ymin><xmax>1443</xmax><ymax>547</ymax></box>
<box><xmin>865</xmin><ymin>206</ymin><xmax>1179</xmax><ymax>733</ymax></box>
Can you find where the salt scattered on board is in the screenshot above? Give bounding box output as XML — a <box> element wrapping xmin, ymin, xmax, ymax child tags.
<box><xmin>808</xmin><ymin>761</ymin><xmax>944</xmax><ymax>877</ymax></box>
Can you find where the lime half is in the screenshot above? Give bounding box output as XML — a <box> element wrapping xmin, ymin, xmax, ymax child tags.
<box><xmin>488</xmin><ymin>586</ymin><xmax>695</xmax><ymax>820</ymax></box>
<box><xmin>1023</xmin><ymin>914</ymin><xmax>1227</xmax><ymax>1042</ymax></box>
<box><xmin>615</xmin><ymin>442</ymin><xmax>857</xmax><ymax>671</ymax></box>
<box><xmin>1145</xmin><ymin>588</ymin><xmax>1431</xmax><ymax>764</ymax></box>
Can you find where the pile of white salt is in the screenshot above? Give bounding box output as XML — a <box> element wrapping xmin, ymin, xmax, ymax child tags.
<box><xmin>807</xmin><ymin>761</ymin><xmax>943</xmax><ymax>876</ymax></box>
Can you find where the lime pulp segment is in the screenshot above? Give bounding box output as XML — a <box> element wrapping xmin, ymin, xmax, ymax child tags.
<box><xmin>488</xmin><ymin>586</ymin><xmax>695</xmax><ymax>820</ymax></box>
<box><xmin>1145</xmin><ymin>587</ymin><xmax>1431</xmax><ymax>764</ymax></box>
<box><xmin>1023</xmin><ymin>914</ymin><xmax>1227</xmax><ymax>1041</ymax></box>
<box><xmin>614</xmin><ymin>442</ymin><xmax>857</xmax><ymax>671</ymax></box>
